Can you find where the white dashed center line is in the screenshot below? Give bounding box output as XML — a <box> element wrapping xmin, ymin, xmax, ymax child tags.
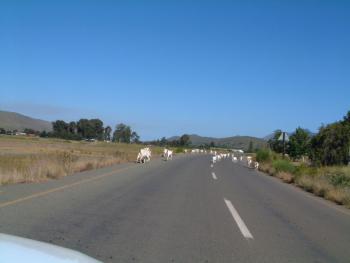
<box><xmin>224</xmin><ymin>198</ymin><xmax>254</xmax><ymax>240</ymax></box>
<box><xmin>211</xmin><ymin>172</ymin><xmax>217</xmax><ymax>180</ymax></box>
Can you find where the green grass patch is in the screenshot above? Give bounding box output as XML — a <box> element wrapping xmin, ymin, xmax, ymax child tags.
<box><xmin>272</xmin><ymin>159</ymin><xmax>296</xmax><ymax>174</ymax></box>
<box><xmin>256</xmin><ymin>149</ymin><xmax>272</xmax><ymax>162</ymax></box>
<box><xmin>174</xmin><ymin>147</ymin><xmax>185</xmax><ymax>154</ymax></box>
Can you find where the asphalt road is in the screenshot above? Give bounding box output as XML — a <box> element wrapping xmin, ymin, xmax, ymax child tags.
<box><xmin>1</xmin><ymin>154</ymin><xmax>350</xmax><ymax>263</ymax></box>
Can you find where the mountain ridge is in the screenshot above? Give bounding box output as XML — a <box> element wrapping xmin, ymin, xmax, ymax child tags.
<box><xmin>0</xmin><ymin>110</ymin><xmax>52</xmax><ymax>132</ymax></box>
<box><xmin>168</xmin><ymin>134</ymin><xmax>267</xmax><ymax>150</ymax></box>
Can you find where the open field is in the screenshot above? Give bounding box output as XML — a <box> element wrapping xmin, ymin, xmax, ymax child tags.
<box><xmin>0</xmin><ymin>135</ymin><xmax>163</xmax><ymax>185</ymax></box>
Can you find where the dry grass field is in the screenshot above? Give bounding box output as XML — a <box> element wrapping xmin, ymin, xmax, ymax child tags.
<box><xmin>0</xmin><ymin>135</ymin><xmax>163</xmax><ymax>185</ymax></box>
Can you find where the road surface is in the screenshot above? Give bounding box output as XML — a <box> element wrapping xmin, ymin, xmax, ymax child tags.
<box><xmin>1</xmin><ymin>155</ymin><xmax>350</xmax><ymax>262</ymax></box>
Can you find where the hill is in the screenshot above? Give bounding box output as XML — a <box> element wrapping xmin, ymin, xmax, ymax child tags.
<box><xmin>0</xmin><ymin>110</ymin><xmax>52</xmax><ymax>132</ymax></box>
<box><xmin>168</xmin><ymin>134</ymin><xmax>267</xmax><ymax>150</ymax></box>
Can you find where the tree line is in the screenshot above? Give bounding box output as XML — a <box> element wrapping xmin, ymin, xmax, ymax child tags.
<box><xmin>41</xmin><ymin>119</ymin><xmax>140</xmax><ymax>143</ymax></box>
<box><xmin>268</xmin><ymin>110</ymin><xmax>350</xmax><ymax>166</ymax></box>
<box><xmin>145</xmin><ymin>134</ymin><xmax>191</xmax><ymax>147</ymax></box>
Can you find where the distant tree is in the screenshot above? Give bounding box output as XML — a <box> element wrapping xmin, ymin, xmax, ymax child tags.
<box><xmin>0</xmin><ymin>128</ymin><xmax>6</xmax><ymax>134</ymax></box>
<box><xmin>131</xmin><ymin>131</ymin><xmax>140</xmax><ymax>143</ymax></box>
<box><xmin>172</xmin><ymin>140</ymin><xmax>180</xmax><ymax>147</ymax></box>
<box><xmin>77</xmin><ymin>119</ymin><xmax>90</xmax><ymax>138</ymax></box>
<box><xmin>52</xmin><ymin>120</ymin><xmax>69</xmax><ymax>134</ymax></box>
<box><xmin>52</xmin><ymin>120</ymin><xmax>76</xmax><ymax>139</ymax></box>
<box><xmin>268</xmin><ymin>129</ymin><xmax>284</xmax><ymax>153</ymax></box>
<box><xmin>76</xmin><ymin>119</ymin><xmax>104</xmax><ymax>140</ymax></box>
<box><xmin>343</xmin><ymin>111</ymin><xmax>350</xmax><ymax>165</ymax></box>
<box><xmin>90</xmin><ymin>119</ymin><xmax>104</xmax><ymax>140</ymax></box>
<box><xmin>179</xmin><ymin>134</ymin><xmax>191</xmax><ymax>146</ymax></box>
<box><xmin>113</xmin><ymin>123</ymin><xmax>132</xmax><ymax>143</ymax></box>
<box><xmin>160</xmin><ymin>137</ymin><xmax>167</xmax><ymax>146</ymax></box>
<box><xmin>310</xmin><ymin>119</ymin><xmax>350</xmax><ymax>166</ymax></box>
<box><xmin>66</xmin><ymin>121</ymin><xmax>82</xmax><ymax>140</ymax></box>
<box><xmin>40</xmin><ymin>131</ymin><xmax>48</xmax><ymax>138</ymax></box>
<box><xmin>68</xmin><ymin>121</ymin><xmax>77</xmax><ymax>134</ymax></box>
<box><xmin>288</xmin><ymin>127</ymin><xmax>311</xmax><ymax>160</ymax></box>
<box><xmin>210</xmin><ymin>141</ymin><xmax>215</xmax><ymax>148</ymax></box>
<box><xmin>51</xmin><ymin>119</ymin><xmax>105</xmax><ymax>140</ymax></box>
<box><xmin>104</xmin><ymin>126</ymin><xmax>112</xmax><ymax>141</ymax></box>
<box><xmin>247</xmin><ymin>140</ymin><xmax>254</xmax><ymax>153</ymax></box>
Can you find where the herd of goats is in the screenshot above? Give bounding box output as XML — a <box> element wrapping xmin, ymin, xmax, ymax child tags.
<box><xmin>136</xmin><ymin>147</ymin><xmax>174</xmax><ymax>163</ymax></box>
<box><xmin>212</xmin><ymin>152</ymin><xmax>259</xmax><ymax>169</ymax></box>
<box><xmin>136</xmin><ymin>147</ymin><xmax>259</xmax><ymax>169</ymax></box>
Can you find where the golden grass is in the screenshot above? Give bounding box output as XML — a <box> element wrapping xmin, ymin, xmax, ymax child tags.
<box><xmin>325</xmin><ymin>187</ymin><xmax>350</xmax><ymax>206</ymax></box>
<box><xmin>259</xmin><ymin>162</ymin><xmax>276</xmax><ymax>176</ymax></box>
<box><xmin>258</xmin><ymin>160</ymin><xmax>350</xmax><ymax>208</ymax></box>
<box><xmin>0</xmin><ymin>135</ymin><xmax>163</xmax><ymax>185</ymax></box>
<box><xmin>276</xmin><ymin>171</ymin><xmax>293</xmax><ymax>184</ymax></box>
<box><xmin>293</xmin><ymin>175</ymin><xmax>349</xmax><ymax>207</ymax></box>
<box><xmin>294</xmin><ymin>175</ymin><xmax>314</xmax><ymax>192</ymax></box>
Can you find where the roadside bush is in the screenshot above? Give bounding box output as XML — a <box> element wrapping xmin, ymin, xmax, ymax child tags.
<box><xmin>325</xmin><ymin>187</ymin><xmax>350</xmax><ymax>206</ymax></box>
<box><xmin>294</xmin><ymin>164</ymin><xmax>317</xmax><ymax>177</ymax></box>
<box><xmin>322</xmin><ymin>167</ymin><xmax>350</xmax><ymax>187</ymax></box>
<box><xmin>330</xmin><ymin>174</ymin><xmax>350</xmax><ymax>187</ymax></box>
<box><xmin>276</xmin><ymin>171</ymin><xmax>294</xmax><ymax>183</ymax></box>
<box><xmin>255</xmin><ymin>148</ymin><xmax>350</xmax><ymax>208</ymax></box>
<box><xmin>295</xmin><ymin>175</ymin><xmax>315</xmax><ymax>192</ymax></box>
<box><xmin>175</xmin><ymin>147</ymin><xmax>184</xmax><ymax>154</ymax></box>
<box><xmin>295</xmin><ymin>175</ymin><xmax>331</xmax><ymax>197</ymax></box>
<box><xmin>258</xmin><ymin>162</ymin><xmax>270</xmax><ymax>173</ymax></box>
<box><xmin>294</xmin><ymin>174</ymin><xmax>350</xmax><ymax>207</ymax></box>
<box><xmin>272</xmin><ymin>159</ymin><xmax>296</xmax><ymax>174</ymax></box>
<box><xmin>311</xmin><ymin>177</ymin><xmax>332</xmax><ymax>197</ymax></box>
<box><xmin>256</xmin><ymin>149</ymin><xmax>272</xmax><ymax>162</ymax></box>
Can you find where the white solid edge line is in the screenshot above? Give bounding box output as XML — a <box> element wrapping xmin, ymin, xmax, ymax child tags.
<box><xmin>211</xmin><ymin>172</ymin><xmax>217</xmax><ymax>180</ymax></box>
<box><xmin>224</xmin><ymin>198</ymin><xmax>254</xmax><ymax>239</ymax></box>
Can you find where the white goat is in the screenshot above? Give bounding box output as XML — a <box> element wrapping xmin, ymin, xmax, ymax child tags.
<box><xmin>254</xmin><ymin>161</ymin><xmax>259</xmax><ymax>170</ymax></box>
<box><xmin>164</xmin><ymin>149</ymin><xmax>173</xmax><ymax>161</ymax></box>
<box><xmin>137</xmin><ymin>147</ymin><xmax>151</xmax><ymax>163</ymax></box>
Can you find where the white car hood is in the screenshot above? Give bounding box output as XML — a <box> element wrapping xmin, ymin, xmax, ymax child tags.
<box><xmin>0</xmin><ymin>233</ymin><xmax>101</xmax><ymax>263</ymax></box>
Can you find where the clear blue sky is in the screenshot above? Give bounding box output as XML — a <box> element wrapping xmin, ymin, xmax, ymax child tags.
<box><xmin>1</xmin><ymin>0</ymin><xmax>349</xmax><ymax>140</ymax></box>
